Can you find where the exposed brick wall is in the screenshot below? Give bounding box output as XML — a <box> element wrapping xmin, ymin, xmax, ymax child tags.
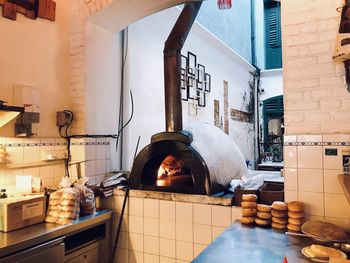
<box><xmin>282</xmin><ymin>0</ymin><xmax>350</xmax><ymax>135</ymax></box>
<box><xmin>69</xmin><ymin>0</ymin><xmax>113</xmax><ymax>134</ymax></box>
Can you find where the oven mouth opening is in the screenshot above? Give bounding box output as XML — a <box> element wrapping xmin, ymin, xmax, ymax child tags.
<box><xmin>141</xmin><ymin>154</ymin><xmax>194</xmax><ymax>189</ymax></box>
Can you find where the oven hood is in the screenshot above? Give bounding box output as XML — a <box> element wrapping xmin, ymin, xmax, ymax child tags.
<box><xmin>0</xmin><ymin>101</ymin><xmax>24</xmax><ymax>128</ymax></box>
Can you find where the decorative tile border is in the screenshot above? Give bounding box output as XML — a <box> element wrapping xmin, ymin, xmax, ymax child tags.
<box><xmin>284</xmin><ymin>142</ymin><xmax>350</xmax><ymax>146</ymax></box>
<box><xmin>1</xmin><ymin>141</ymin><xmax>110</xmax><ymax>147</ymax></box>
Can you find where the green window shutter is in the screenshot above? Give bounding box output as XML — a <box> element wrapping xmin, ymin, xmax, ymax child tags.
<box><xmin>265</xmin><ymin>2</ymin><xmax>282</xmax><ymax>69</ymax></box>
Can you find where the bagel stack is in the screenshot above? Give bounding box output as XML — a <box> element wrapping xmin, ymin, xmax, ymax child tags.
<box><xmin>240</xmin><ymin>194</ymin><xmax>257</xmax><ymax>225</ymax></box>
<box><xmin>255</xmin><ymin>204</ymin><xmax>272</xmax><ymax>227</ymax></box>
<box><xmin>271</xmin><ymin>201</ymin><xmax>288</xmax><ymax>229</ymax></box>
<box><xmin>287</xmin><ymin>201</ymin><xmax>304</xmax><ymax>232</ymax></box>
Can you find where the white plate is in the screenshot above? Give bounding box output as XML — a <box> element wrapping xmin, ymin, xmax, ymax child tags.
<box><xmin>301</xmin><ymin>246</ymin><xmax>347</xmax><ymax>263</ymax></box>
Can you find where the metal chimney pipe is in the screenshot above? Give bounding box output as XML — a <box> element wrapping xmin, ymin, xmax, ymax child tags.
<box><xmin>163</xmin><ymin>1</ymin><xmax>203</xmax><ymax>132</ymax></box>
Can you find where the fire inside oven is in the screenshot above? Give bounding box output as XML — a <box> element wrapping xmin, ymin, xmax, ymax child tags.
<box><xmin>140</xmin><ymin>153</ymin><xmax>194</xmax><ymax>190</ymax></box>
<box><xmin>155</xmin><ymin>155</ymin><xmax>193</xmax><ymax>188</ymax></box>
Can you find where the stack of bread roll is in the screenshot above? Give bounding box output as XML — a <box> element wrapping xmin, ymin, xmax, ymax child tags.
<box><xmin>271</xmin><ymin>201</ymin><xmax>288</xmax><ymax>229</ymax></box>
<box><xmin>287</xmin><ymin>201</ymin><xmax>304</xmax><ymax>232</ymax></box>
<box><xmin>255</xmin><ymin>204</ymin><xmax>272</xmax><ymax>227</ymax></box>
<box><xmin>46</xmin><ymin>188</ymin><xmax>80</xmax><ymax>225</ymax></box>
<box><xmin>240</xmin><ymin>194</ymin><xmax>257</xmax><ymax>225</ymax></box>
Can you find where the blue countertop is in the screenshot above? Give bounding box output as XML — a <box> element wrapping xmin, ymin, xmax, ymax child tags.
<box><xmin>193</xmin><ymin>221</ymin><xmax>310</xmax><ymax>263</ymax></box>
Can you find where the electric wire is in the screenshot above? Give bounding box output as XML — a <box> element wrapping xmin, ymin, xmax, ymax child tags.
<box><xmin>57</xmin><ymin>89</ymin><xmax>134</xmax><ymax>178</ymax></box>
<box><xmin>110</xmin><ymin>135</ymin><xmax>140</xmax><ymax>263</ymax></box>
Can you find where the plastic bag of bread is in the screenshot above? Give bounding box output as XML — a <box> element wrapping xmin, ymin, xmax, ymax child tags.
<box><xmin>74</xmin><ymin>178</ymin><xmax>96</xmax><ymax>216</ymax></box>
<box><xmin>45</xmin><ymin>177</ymin><xmax>80</xmax><ymax>225</ymax></box>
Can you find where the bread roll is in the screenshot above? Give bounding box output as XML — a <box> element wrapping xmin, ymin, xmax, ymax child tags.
<box><xmin>272</xmin><ymin>217</ymin><xmax>288</xmax><ymax>224</ymax></box>
<box><xmin>241</xmin><ymin>201</ymin><xmax>257</xmax><ymax>208</ymax></box>
<box><xmin>287</xmin><ymin>201</ymin><xmax>304</xmax><ymax>212</ymax></box>
<box><xmin>255</xmin><ymin>218</ymin><xmax>271</xmax><ymax>226</ymax></box>
<box><xmin>257</xmin><ymin>204</ymin><xmax>271</xmax><ymax>212</ymax></box>
<box><xmin>242</xmin><ymin>194</ymin><xmax>257</xmax><ymax>202</ymax></box>
<box><xmin>288</xmin><ymin>217</ymin><xmax>304</xmax><ymax>226</ymax></box>
<box><xmin>241</xmin><ymin>216</ymin><xmax>255</xmax><ymax>225</ymax></box>
<box><xmin>288</xmin><ymin>211</ymin><xmax>304</xmax><ymax>219</ymax></box>
<box><xmin>272</xmin><ymin>222</ymin><xmax>287</xmax><ymax>229</ymax></box>
<box><xmin>287</xmin><ymin>223</ymin><xmax>301</xmax><ymax>232</ymax></box>
<box><xmin>242</xmin><ymin>208</ymin><xmax>257</xmax><ymax>217</ymax></box>
<box><xmin>271</xmin><ymin>201</ymin><xmax>288</xmax><ymax>211</ymax></box>
<box><xmin>257</xmin><ymin>211</ymin><xmax>272</xmax><ymax>220</ymax></box>
<box><xmin>271</xmin><ymin>209</ymin><xmax>288</xmax><ymax>218</ymax></box>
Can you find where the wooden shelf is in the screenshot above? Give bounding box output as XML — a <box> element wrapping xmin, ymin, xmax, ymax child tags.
<box><xmin>338</xmin><ymin>174</ymin><xmax>350</xmax><ymax>206</ymax></box>
<box><xmin>5</xmin><ymin>160</ymin><xmax>65</xmax><ymax>169</ymax></box>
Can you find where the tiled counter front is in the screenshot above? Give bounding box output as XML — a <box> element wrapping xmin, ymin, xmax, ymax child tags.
<box><xmin>98</xmin><ymin>190</ymin><xmax>241</xmax><ymax>263</ymax></box>
<box><xmin>284</xmin><ymin>134</ymin><xmax>350</xmax><ymax>231</ymax></box>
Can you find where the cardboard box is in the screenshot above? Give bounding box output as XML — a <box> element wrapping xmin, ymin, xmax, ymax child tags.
<box><xmin>0</xmin><ymin>195</ymin><xmax>46</xmax><ymax>232</ymax></box>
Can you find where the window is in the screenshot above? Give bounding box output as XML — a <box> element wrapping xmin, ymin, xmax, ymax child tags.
<box><xmin>264</xmin><ymin>0</ymin><xmax>282</xmax><ymax>69</ymax></box>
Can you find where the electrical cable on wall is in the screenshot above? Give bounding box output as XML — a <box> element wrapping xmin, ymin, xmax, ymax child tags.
<box><xmin>57</xmin><ymin>90</ymin><xmax>134</xmax><ymax>178</ymax></box>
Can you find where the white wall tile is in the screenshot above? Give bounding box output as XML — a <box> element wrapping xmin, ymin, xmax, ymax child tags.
<box><xmin>116</xmin><ymin>213</ymin><xmax>128</xmax><ymax>232</ymax></box>
<box><xmin>176</xmin><ymin>202</ymin><xmax>193</xmax><ymax>222</ymax></box>
<box><xmin>144</xmin><ymin>254</ymin><xmax>159</xmax><ymax>263</ymax></box>
<box><xmin>193</xmin><ymin>204</ymin><xmax>211</xmax><ymax>225</ymax></box>
<box><xmin>297</xmin><ymin>135</ymin><xmax>322</xmax><ymax>142</ymax></box>
<box><xmin>96</xmin><ymin>145</ymin><xmax>107</xmax><ymax>159</ymax></box>
<box><xmin>115</xmin><ymin>248</ymin><xmax>129</xmax><ymax>263</ymax></box>
<box><xmin>83</xmin><ymin>160</ymin><xmax>96</xmax><ymax>177</ymax></box>
<box><xmin>129</xmin><ymin>215</ymin><xmax>144</xmax><ymax>234</ymax></box>
<box><xmin>284</xmin><ymin>168</ymin><xmax>298</xmax><ymax>191</ymax></box>
<box><xmin>129</xmin><ymin>250</ymin><xmax>144</xmax><ymax>263</ymax></box>
<box><xmin>160</xmin><ymin>219</ymin><xmax>175</xmax><ymax>239</ymax></box>
<box><xmin>324</xmin><ymin>169</ymin><xmax>343</xmax><ymax>194</ymax></box>
<box><xmin>212</xmin><ymin>206</ymin><xmax>231</xmax><ymax>227</ymax></box>
<box><xmin>211</xmin><ymin>226</ymin><xmax>225</xmax><ymax>241</ymax></box>
<box><xmin>284</xmin><ymin>146</ymin><xmax>297</xmax><ymax>168</ymax></box>
<box><xmin>175</xmin><ymin>221</ymin><xmax>193</xmax><ymax>242</ymax></box>
<box><xmin>160</xmin><ymin>200</ymin><xmax>175</xmax><ymax>220</ymax></box>
<box><xmin>175</xmin><ymin>241</ymin><xmax>193</xmax><ymax>261</ymax></box>
<box><xmin>159</xmin><ymin>238</ymin><xmax>176</xmax><ymax>258</ymax></box>
<box><xmin>23</xmin><ymin>167</ymin><xmax>40</xmax><ymax>178</ymax></box>
<box><xmin>144</xmin><ymin>198</ymin><xmax>159</xmax><ymax>218</ymax></box>
<box><xmin>129</xmin><ymin>197</ymin><xmax>144</xmax><ymax>216</ymax></box>
<box><xmin>284</xmin><ymin>190</ymin><xmax>298</xmax><ymax>202</ymax></box>
<box><xmin>115</xmin><ymin>195</ymin><xmax>129</xmax><ymax>214</ymax></box>
<box><xmin>96</xmin><ymin>159</ymin><xmax>107</xmax><ymax>175</ymax></box>
<box><xmin>85</xmin><ymin>144</ymin><xmax>96</xmax><ymax>160</ymax></box>
<box><xmin>129</xmin><ymin>233</ymin><xmax>144</xmax><ymax>252</ymax></box>
<box><xmin>144</xmin><ymin>217</ymin><xmax>159</xmax><ymax>237</ymax></box>
<box><xmin>117</xmin><ymin>231</ymin><xmax>129</xmax><ymax>249</ymax></box>
<box><xmin>284</xmin><ymin>135</ymin><xmax>297</xmax><ymax>143</ymax></box>
<box><xmin>160</xmin><ymin>257</ymin><xmax>175</xmax><ymax>263</ymax></box>
<box><xmin>298</xmin><ymin>169</ymin><xmax>323</xmax><ymax>192</ymax></box>
<box><xmin>23</xmin><ymin>146</ymin><xmax>40</xmax><ymax>163</ymax></box>
<box><xmin>325</xmin><ymin>217</ymin><xmax>350</xmax><ymax>232</ymax></box>
<box><xmin>325</xmin><ymin>193</ymin><xmax>350</xmax><ymax>219</ymax></box>
<box><xmin>298</xmin><ymin>146</ymin><xmax>323</xmax><ymax>169</ymax></box>
<box><xmin>193</xmin><ymin>244</ymin><xmax>206</xmax><ymax>258</ymax></box>
<box><xmin>298</xmin><ymin>191</ymin><xmax>324</xmax><ymax>216</ymax></box>
<box><xmin>144</xmin><ymin>235</ymin><xmax>159</xmax><ymax>255</ymax></box>
<box><xmin>6</xmin><ymin>145</ymin><xmax>23</xmax><ymax>163</ymax></box>
<box><xmin>323</xmin><ymin>134</ymin><xmax>350</xmax><ymax>142</ymax></box>
<box><xmin>193</xmin><ymin>224</ymin><xmax>211</xmax><ymax>245</ymax></box>
<box><xmin>231</xmin><ymin>207</ymin><xmax>241</xmax><ymax>222</ymax></box>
